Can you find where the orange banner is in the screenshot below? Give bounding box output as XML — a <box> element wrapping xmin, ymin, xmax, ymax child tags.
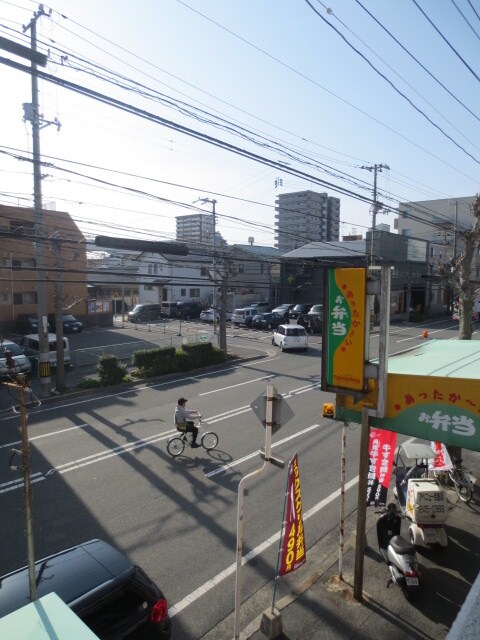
<box><xmin>279</xmin><ymin>453</ymin><xmax>306</xmax><ymax>576</ymax></box>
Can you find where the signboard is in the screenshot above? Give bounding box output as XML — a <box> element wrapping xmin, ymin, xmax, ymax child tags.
<box><xmin>366</xmin><ymin>428</ymin><xmax>397</xmax><ymax>507</ymax></box>
<box><xmin>278</xmin><ymin>453</ymin><xmax>306</xmax><ymax>576</ymax></box>
<box><xmin>336</xmin><ymin>373</ymin><xmax>480</xmax><ymax>452</ymax></box>
<box><xmin>323</xmin><ymin>267</ymin><xmax>366</xmax><ymax>393</ymax></box>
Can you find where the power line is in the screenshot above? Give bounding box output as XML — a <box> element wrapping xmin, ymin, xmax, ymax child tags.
<box><xmin>305</xmin><ymin>0</ymin><xmax>480</xmax><ymax>164</ymax></box>
<box><xmin>412</xmin><ymin>0</ymin><xmax>480</xmax><ymax>83</ymax></box>
<box><xmin>354</xmin><ymin>0</ymin><xmax>480</xmax><ymax>125</ymax></box>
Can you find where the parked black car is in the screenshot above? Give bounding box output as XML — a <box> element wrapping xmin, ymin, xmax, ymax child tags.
<box><xmin>16</xmin><ymin>314</ymin><xmax>39</xmax><ymax>334</ymax></box>
<box><xmin>0</xmin><ymin>538</ymin><xmax>171</xmax><ymax>639</ymax></box>
<box><xmin>251</xmin><ymin>312</ymin><xmax>284</xmax><ymax>330</ymax></box>
<box><xmin>289</xmin><ymin>303</ymin><xmax>313</xmax><ymax>320</ymax></box>
<box><xmin>306</xmin><ymin>304</ymin><xmax>323</xmax><ymax>333</ymax></box>
<box><xmin>48</xmin><ymin>313</ymin><xmax>83</xmax><ymax>333</ymax></box>
<box><xmin>128</xmin><ymin>303</ymin><xmax>162</xmax><ymax>323</ymax></box>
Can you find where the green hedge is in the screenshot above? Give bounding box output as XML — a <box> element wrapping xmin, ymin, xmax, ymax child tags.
<box><xmin>131</xmin><ymin>343</ymin><xmax>226</xmax><ymax>377</ymax></box>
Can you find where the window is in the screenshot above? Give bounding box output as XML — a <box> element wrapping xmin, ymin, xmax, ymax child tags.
<box><xmin>201</xmin><ymin>267</ymin><xmax>208</xmax><ymax>276</ymax></box>
<box><xmin>181</xmin><ymin>289</ymin><xmax>186</xmax><ymax>296</ymax></box>
<box><xmin>144</xmin><ymin>285</ymin><xmax>153</xmax><ymax>291</ymax></box>
<box><xmin>0</xmin><ymin>292</ymin><xmax>9</xmax><ymax>305</ymax></box>
<box><xmin>189</xmin><ymin>288</ymin><xmax>200</xmax><ymax>297</ymax></box>
<box><xmin>238</xmin><ymin>264</ymin><xmax>244</xmax><ymax>274</ymax></box>
<box><xmin>13</xmin><ymin>291</ymin><xmax>37</xmax><ymax>305</ymax></box>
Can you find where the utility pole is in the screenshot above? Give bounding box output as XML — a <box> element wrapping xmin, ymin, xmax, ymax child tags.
<box><xmin>23</xmin><ymin>5</ymin><xmax>55</xmax><ymax>398</ymax></box>
<box><xmin>196</xmin><ymin>197</ymin><xmax>218</xmax><ymax>333</ymax></box>
<box><xmin>51</xmin><ymin>234</ymin><xmax>66</xmax><ymax>392</ymax></box>
<box><xmin>4</xmin><ymin>368</ymin><xmax>39</xmax><ymax>603</ymax></box>
<box><xmin>361</xmin><ymin>164</ymin><xmax>390</xmax><ymax>264</ymax></box>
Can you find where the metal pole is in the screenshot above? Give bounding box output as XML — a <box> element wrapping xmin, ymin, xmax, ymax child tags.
<box><xmin>339</xmin><ymin>421</ymin><xmax>347</xmax><ymax>580</ymax></box>
<box><xmin>376</xmin><ymin>266</ymin><xmax>391</xmax><ymax>419</ymax></box>
<box><xmin>353</xmin><ymin>406</ymin><xmax>370</xmax><ymax>601</ymax></box>
<box><xmin>272</xmin><ymin>457</ymin><xmax>290</xmax><ymax>613</ymax></box>
<box><xmin>234</xmin><ymin>385</ymin><xmax>274</xmax><ymax>639</ymax></box>
<box><xmin>234</xmin><ymin>463</ymin><xmax>268</xmax><ymax>639</ymax></box>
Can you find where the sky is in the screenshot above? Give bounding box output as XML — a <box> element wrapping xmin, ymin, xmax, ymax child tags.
<box><xmin>1</xmin><ymin>0</ymin><xmax>479</xmax><ymax>249</ymax></box>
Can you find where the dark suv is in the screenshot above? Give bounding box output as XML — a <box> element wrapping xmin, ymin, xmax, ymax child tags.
<box><xmin>128</xmin><ymin>304</ymin><xmax>162</xmax><ymax>323</ymax></box>
<box><xmin>0</xmin><ymin>539</ymin><xmax>171</xmax><ymax>639</ymax></box>
<box><xmin>48</xmin><ymin>314</ymin><xmax>83</xmax><ymax>333</ymax></box>
<box><xmin>289</xmin><ymin>303</ymin><xmax>313</xmax><ymax>320</ymax></box>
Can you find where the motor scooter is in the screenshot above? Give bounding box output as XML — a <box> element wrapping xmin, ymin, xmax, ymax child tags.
<box><xmin>376</xmin><ymin>504</ymin><xmax>421</xmax><ymax>600</ymax></box>
<box><xmin>392</xmin><ymin>442</ymin><xmax>448</xmax><ymax>548</ymax></box>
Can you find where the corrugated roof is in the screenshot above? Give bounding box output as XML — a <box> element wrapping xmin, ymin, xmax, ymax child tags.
<box><xmin>282</xmin><ymin>240</ymin><xmax>367</xmax><ymax>260</ymax></box>
<box><xmin>388</xmin><ymin>339</ymin><xmax>480</xmax><ymax>380</ymax></box>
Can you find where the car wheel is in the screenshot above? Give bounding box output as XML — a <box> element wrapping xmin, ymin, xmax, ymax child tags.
<box><xmin>281</xmin><ymin>343</ymin><xmax>285</xmax><ymax>352</ymax></box>
<box><xmin>267</xmin><ymin>323</ymin><xmax>272</xmax><ymax>330</ymax></box>
<box><xmin>272</xmin><ymin>337</ymin><xmax>276</xmax><ymax>346</ymax></box>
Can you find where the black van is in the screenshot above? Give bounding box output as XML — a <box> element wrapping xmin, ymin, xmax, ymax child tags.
<box><xmin>128</xmin><ymin>303</ymin><xmax>162</xmax><ymax>323</ymax></box>
<box><xmin>176</xmin><ymin>301</ymin><xmax>202</xmax><ymax>319</ymax></box>
<box><xmin>0</xmin><ymin>539</ymin><xmax>171</xmax><ymax>639</ymax></box>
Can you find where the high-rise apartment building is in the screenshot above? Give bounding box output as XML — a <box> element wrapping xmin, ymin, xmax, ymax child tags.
<box><xmin>176</xmin><ymin>214</ymin><xmax>214</xmax><ymax>243</ymax></box>
<box><xmin>274</xmin><ymin>191</ymin><xmax>340</xmax><ymax>251</ymax></box>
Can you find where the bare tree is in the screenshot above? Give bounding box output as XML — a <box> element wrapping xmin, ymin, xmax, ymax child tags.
<box><xmin>437</xmin><ymin>195</ymin><xmax>480</xmax><ymax>340</ymax></box>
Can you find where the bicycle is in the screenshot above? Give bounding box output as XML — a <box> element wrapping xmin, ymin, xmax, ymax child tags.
<box><xmin>167</xmin><ymin>419</ymin><xmax>218</xmax><ymax>457</ymax></box>
<box><xmin>448</xmin><ymin>459</ymin><xmax>473</xmax><ymax>503</ymax></box>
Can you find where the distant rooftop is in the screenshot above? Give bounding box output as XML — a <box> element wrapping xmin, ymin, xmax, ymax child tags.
<box><xmin>388</xmin><ymin>339</ymin><xmax>480</xmax><ymax>380</ymax></box>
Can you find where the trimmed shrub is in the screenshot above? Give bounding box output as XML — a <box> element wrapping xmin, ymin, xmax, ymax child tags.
<box><xmin>132</xmin><ymin>346</ymin><xmax>176</xmax><ymax>377</ymax></box>
<box><xmin>97</xmin><ymin>354</ymin><xmax>128</xmax><ymax>385</ymax></box>
<box><xmin>77</xmin><ymin>378</ymin><xmax>101</xmax><ymax>389</ymax></box>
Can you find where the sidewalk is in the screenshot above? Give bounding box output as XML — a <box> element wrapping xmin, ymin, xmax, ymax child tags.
<box><xmin>201</xmin><ymin>462</ymin><xmax>480</xmax><ymax>640</ymax></box>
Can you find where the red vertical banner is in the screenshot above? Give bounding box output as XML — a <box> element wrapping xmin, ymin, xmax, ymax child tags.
<box><xmin>429</xmin><ymin>441</ymin><xmax>453</xmax><ymax>471</ymax></box>
<box><xmin>278</xmin><ymin>453</ymin><xmax>306</xmax><ymax>576</ymax></box>
<box><xmin>366</xmin><ymin>428</ymin><xmax>397</xmax><ymax>507</ymax></box>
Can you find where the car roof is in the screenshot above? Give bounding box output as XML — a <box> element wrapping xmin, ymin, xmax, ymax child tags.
<box><xmin>0</xmin><ymin>540</ymin><xmax>134</xmax><ymax>618</ymax></box>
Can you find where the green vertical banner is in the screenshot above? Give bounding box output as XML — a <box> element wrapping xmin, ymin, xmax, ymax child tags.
<box><xmin>325</xmin><ymin>268</ymin><xmax>366</xmax><ymax>392</ymax></box>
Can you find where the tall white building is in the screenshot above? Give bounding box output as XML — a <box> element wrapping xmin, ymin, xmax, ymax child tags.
<box><xmin>274</xmin><ymin>190</ymin><xmax>340</xmax><ymax>251</ymax></box>
<box><xmin>176</xmin><ymin>214</ymin><xmax>214</xmax><ymax>243</ymax></box>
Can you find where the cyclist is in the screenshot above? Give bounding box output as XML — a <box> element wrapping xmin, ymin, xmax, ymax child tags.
<box><xmin>174</xmin><ymin>398</ymin><xmax>201</xmax><ymax>448</ymax></box>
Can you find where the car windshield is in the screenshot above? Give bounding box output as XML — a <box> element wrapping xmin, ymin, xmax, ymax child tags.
<box><xmin>310</xmin><ymin>305</ymin><xmax>323</xmax><ymax>313</ymax></box>
<box><xmin>286</xmin><ymin>327</ymin><xmax>306</xmax><ymax>336</ymax></box>
<box><xmin>62</xmin><ymin>315</ymin><xmax>77</xmax><ymax>322</ymax></box>
<box><xmin>131</xmin><ymin>305</ymin><xmax>143</xmax><ymax>313</ymax></box>
<box><xmin>0</xmin><ymin>343</ymin><xmax>23</xmax><ymax>357</ymax></box>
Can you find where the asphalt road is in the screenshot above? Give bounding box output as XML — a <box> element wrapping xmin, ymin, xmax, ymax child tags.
<box><xmin>0</xmin><ymin>316</ymin><xmax>478</xmax><ymax>638</ymax></box>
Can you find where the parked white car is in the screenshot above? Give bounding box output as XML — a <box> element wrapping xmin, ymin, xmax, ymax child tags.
<box><xmin>272</xmin><ymin>325</ymin><xmax>308</xmax><ymax>352</ymax></box>
<box><xmin>199</xmin><ymin>309</ymin><xmax>232</xmax><ymax>322</ymax></box>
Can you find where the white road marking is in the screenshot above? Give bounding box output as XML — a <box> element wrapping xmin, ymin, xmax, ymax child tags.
<box><xmin>205</xmin><ymin>424</ymin><xmax>321</xmax><ymax>477</ymax></box>
<box><xmin>0</xmin><ymin>423</ymin><xmax>90</xmax><ymax>449</ymax></box>
<box><xmin>0</xmin><ymin>473</ymin><xmax>45</xmax><ymax>494</ymax></box>
<box><xmin>199</xmin><ymin>375</ymin><xmax>275</xmax><ymax>396</ymax></box>
<box><xmin>169</xmin><ymin>475</ymin><xmax>359</xmax><ymax>617</ymax></box>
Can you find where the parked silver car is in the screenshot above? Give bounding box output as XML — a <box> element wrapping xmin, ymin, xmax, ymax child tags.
<box><xmin>0</xmin><ymin>340</ymin><xmax>32</xmax><ymax>379</ymax></box>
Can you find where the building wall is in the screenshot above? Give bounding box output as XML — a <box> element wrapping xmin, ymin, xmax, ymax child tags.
<box><xmin>176</xmin><ymin>214</ymin><xmax>214</xmax><ymax>243</ymax></box>
<box><xmin>275</xmin><ymin>190</ymin><xmax>340</xmax><ymax>251</ymax></box>
<box><xmin>0</xmin><ymin>205</ymin><xmax>87</xmax><ymax>331</ymax></box>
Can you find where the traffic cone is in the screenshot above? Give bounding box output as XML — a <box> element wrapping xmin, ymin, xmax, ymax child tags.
<box><xmin>422</xmin><ymin>329</ymin><xmax>429</xmax><ymax>339</ymax></box>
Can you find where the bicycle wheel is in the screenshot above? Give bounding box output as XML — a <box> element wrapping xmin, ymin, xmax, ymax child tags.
<box><xmin>167</xmin><ymin>437</ymin><xmax>185</xmax><ymax>457</ymax></box>
<box><xmin>201</xmin><ymin>431</ymin><xmax>218</xmax><ymax>450</ymax></box>
<box><xmin>450</xmin><ymin>468</ymin><xmax>473</xmax><ymax>503</ymax></box>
